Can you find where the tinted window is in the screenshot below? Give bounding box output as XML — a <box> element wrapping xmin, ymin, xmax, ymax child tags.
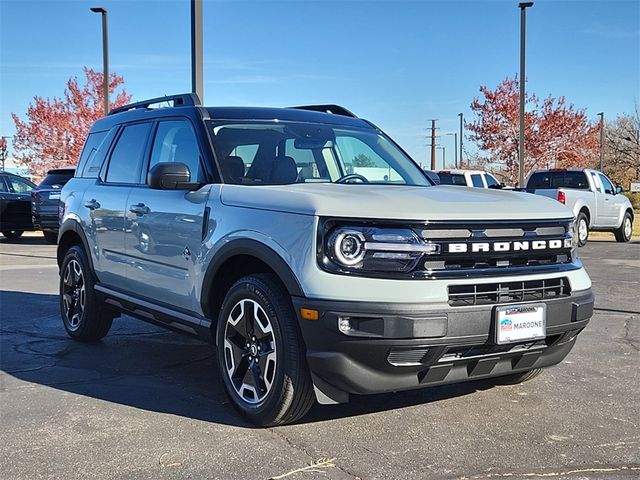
<box><xmin>39</xmin><ymin>172</ymin><xmax>74</xmax><ymax>188</ymax></box>
<box><xmin>0</xmin><ymin>176</ymin><xmax>8</xmax><ymax>192</ymax></box>
<box><xmin>77</xmin><ymin>131</ymin><xmax>107</xmax><ymax>178</ymax></box>
<box><xmin>526</xmin><ymin>171</ymin><xmax>589</xmax><ymax>190</ymax></box>
<box><xmin>6</xmin><ymin>175</ymin><xmax>34</xmax><ymax>193</ymax></box>
<box><xmin>149</xmin><ymin>121</ymin><xmax>202</xmax><ymax>182</ymax></box>
<box><xmin>598</xmin><ymin>173</ymin><xmax>614</xmax><ymax>194</ymax></box>
<box><xmin>486</xmin><ymin>174</ymin><xmax>500</xmax><ymax>187</ymax></box>
<box><xmin>106</xmin><ymin>123</ymin><xmax>151</xmax><ymax>184</ymax></box>
<box><xmin>438</xmin><ymin>173</ymin><xmax>467</xmax><ymax>186</ymax></box>
<box><xmin>471</xmin><ymin>174</ymin><xmax>484</xmax><ymax>188</ymax></box>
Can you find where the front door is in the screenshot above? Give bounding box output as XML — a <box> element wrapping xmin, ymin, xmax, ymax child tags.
<box><xmin>123</xmin><ymin>119</ymin><xmax>210</xmax><ymax>313</ymax></box>
<box><xmin>596</xmin><ymin>173</ymin><xmax>619</xmax><ymax>227</ymax></box>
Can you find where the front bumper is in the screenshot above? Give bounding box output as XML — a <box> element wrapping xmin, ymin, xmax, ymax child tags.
<box><xmin>293</xmin><ymin>288</ymin><xmax>593</xmax><ymax>403</ymax></box>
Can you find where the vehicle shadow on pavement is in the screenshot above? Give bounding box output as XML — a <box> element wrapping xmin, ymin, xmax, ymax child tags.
<box><xmin>0</xmin><ymin>235</ymin><xmax>48</xmax><ymax>245</ymax></box>
<box><xmin>1</xmin><ymin>290</ymin><xmax>495</xmax><ymax>427</ymax></box>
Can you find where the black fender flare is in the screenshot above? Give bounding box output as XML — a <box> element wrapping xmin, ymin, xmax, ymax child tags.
<box><xmin>57</xmin><ymin>219</ymin><xmax>94</xmax><ymax>272</ymax></box>
<box><xmin>200</xmin><ymin>238</ymin><xmax>305</xmax><ymax>315</ymax></box>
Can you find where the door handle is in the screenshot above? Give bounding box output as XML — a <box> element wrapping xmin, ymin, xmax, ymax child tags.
<box><xmin>84</xmin><ymin>199</ymin><xmax>101</xmax><ymax>210</ymax></box>
<box><xmin>129</xmin><ymin>203</ymin><xmax>150</xmax><ymax>216</ymax></box>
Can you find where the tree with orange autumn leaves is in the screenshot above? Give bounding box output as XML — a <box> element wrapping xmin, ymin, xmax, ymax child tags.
<box><xmin>467</xmin><ymin>76</ymin><xmax>600</xmax><ymax>185</ymax></box>
<box><xmin>11</xmin><ymin>68</ymin><xmax>131</xmax><ymax>179</ymax></box>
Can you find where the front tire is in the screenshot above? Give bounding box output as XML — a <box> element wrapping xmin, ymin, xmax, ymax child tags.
<box><xmin>576</xmin><ymin>211</ymin><xmax>589</xmax><ymax>247</ymax></box>
<box><xmin>216</xmin><ymin>273</ymin><xmax>314</xmax><ymax>426</ymax></box>
<box><xmin>1</xmin><ymin>230</ymin><xmax>24</xmax><ymax>239</ymax></box>
<box><xmin>614</xmin><ymin>212</ymin><xmax>633</xmax><ymax>243</ymax></box>
<box><xmin>60</xmin><ymin>245</ymin><xmax>114</xmax><ymax>341</ymax></box>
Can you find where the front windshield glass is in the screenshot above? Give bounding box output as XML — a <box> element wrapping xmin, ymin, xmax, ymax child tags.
<box><xmin>208</xmin><ymin>121</ymin><xmax>432</xmax><ymax>186</ymax></box>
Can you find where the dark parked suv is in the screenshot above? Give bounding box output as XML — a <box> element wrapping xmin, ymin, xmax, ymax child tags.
<box><xmin>57</xmin><ymin>94</ymin><xmax>593</xmax><ymax>426</ymax></box>
<box><xmin>32</xmin><ymin>167</ymin><xmax>75</xmax><ymax>243</ymax></box>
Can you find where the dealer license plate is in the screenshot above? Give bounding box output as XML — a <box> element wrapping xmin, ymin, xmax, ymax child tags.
<box><xmin>495</xmin><ymin>303</ymin><xmax>546</xmax><ymax>344</ymax></box>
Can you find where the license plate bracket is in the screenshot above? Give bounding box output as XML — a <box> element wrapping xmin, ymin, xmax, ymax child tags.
<box><xmin>495</xmin><ymin>303</ymin><xmax>546</xmax><ymax>345</ymax></box>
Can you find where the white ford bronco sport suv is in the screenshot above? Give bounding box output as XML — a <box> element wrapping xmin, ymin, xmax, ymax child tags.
<box><xmin>58</xmin><ymin>94</ymin><xmax>594</xmax><ymax>426</ymax></box>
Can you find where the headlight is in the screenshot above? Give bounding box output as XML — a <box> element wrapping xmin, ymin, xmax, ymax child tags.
<box><xmin>325</xmin><ymin>225</ymin><xmax>439</xmax><ymax>273</ymax></box>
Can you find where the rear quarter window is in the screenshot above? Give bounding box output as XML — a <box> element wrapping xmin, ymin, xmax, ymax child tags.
<box><xmin>77</xmin><ymin>131</ymin><xmax>108</xmax><ymax>178</ymax></box>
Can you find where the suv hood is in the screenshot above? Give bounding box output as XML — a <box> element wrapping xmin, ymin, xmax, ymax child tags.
<box><xmin>220</xmin><ymin>184</ymin><xmax>574</xmax><ymax>221</ymax></box>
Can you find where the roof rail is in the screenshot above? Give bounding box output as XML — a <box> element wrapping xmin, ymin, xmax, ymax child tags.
<box><xmin>290</xmin><ymin>104</ymin><xmax>358</xmax><ymax>118</ymax></box>
<box><xmin>108</xmin><ymin>93</ymin><xmax>201</xmax><ymax>116</ymax></box>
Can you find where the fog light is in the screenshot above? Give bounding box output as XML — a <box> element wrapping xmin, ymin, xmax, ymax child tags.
<box><xmin>338</xmin><ymin>316</ymin><xmax>352</xmax><ymax>334</ymax></box>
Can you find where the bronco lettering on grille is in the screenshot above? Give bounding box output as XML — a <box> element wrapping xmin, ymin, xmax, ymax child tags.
<box><xmin>447</xmin><ymin>238</ymin><xmax>572</xmax><ymax>254</ymax></box>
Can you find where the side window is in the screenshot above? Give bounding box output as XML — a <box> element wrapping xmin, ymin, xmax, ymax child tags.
<box><xmin>77</xmin><ymin>131</ymin><xmax>107</xmax><ymax>177</ymax></box>
<box><xmin>590</xmin><ymin>172</ymin><xmax>602</xmax><ymax>193</ymax></box>
<box><xmin>7</xmin><ymin>176</ymin><xmax>34</xmax><ymax>193</ymax></box>
<box><xmin>471</xmin><ymin>174</ymin><xmax>484</xmax><ymax>188</ymax></box>
<box><xmin>149</xmin><ymin>120</ymin><xmax>202</xmax><ymax>182</ymax></box>
<box><xmin>105</xmin><ymin>123</ymin><xmax>151</xmax><ymax>184</ymax></box>
<box><xmin>0</xmin><ymin>176</ymin><xmax>8</xmax><ymax>192</ymax></box>
<box><xmin>485</xmin><ymin>174</ymin><xmax>500</xmax><ymax>188</ymax></box>
<box><xmin>598</xmin><ymin>173</ymin><xmax>614</xmax><ymax>195</ymax></box>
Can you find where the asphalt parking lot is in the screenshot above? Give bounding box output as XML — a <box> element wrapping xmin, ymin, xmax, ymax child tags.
<box><xmin>0</xmin><ymin>235</ymin><xmax>638</xmax><ymax>480</ymax></box>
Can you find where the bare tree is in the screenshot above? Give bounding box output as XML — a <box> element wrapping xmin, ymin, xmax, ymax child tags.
<box><xmin>604</xmin><ymin>103</ymin><xmax>640</xmax><ymax>189</ymax></box>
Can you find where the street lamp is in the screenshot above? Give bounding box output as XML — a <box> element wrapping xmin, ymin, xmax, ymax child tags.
<box><xmin>518</xmin><ymin>2</ymin><xmax>534</xmax><ymax>188</ymax></box>
<box><xmin>90</xmin><ymin>7</ymin><xmax>109</xmax><ymax>115</ymax></box>
<box><xmin>597</xmin><ymin>112</ymin><xmax>604</xmax><ymax>171</ymax></box>
<box><xmin>458</xmin><ymin>113</ymin><xmax>464</xmax><ymax>167</ymax></box>
<box><xmin>446</xmin><ymin>132</ymin><xmax>458</xmax><ymax>168</ymax></box>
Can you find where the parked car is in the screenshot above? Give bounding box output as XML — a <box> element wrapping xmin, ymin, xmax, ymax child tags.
<box><xmin>525</xmin><ymin>168</ymin><xmax>634</xmax><ymax>246</ymax></box>
<box><xmin>57</xmin><ymin>94</ymin><xmax>593</xmax><ymax>426</ymax></box>
<box><xmin>0</xmin><ymin>172</ymin><xmax>36</xmax><ymax>239</ymax></box>
<box><xmin>437</xmin><ymin>169</ymin><xmax>504</xmax><ymax>188</ymax></box>
<box><xmin>32</xmin><ymin>167</ymin><xmax>75</xmax><ymax>243</ymax></box>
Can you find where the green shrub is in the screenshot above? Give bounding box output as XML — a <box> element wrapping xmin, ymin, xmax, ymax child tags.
<box><xmin>624</xmin><ymin>192</ymin><xmax>640</xmax><ymax>210</ymax></box>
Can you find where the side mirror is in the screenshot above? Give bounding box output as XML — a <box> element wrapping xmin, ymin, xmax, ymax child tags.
<box><xmin>615</xmin><ymin>185</ymin><xmax>623</xmax><ymax>195</ymax></box>
<box><xmin>147</xmin><ymin>162</ymin><xmax>199</xmax><ymax>190</ymax></box>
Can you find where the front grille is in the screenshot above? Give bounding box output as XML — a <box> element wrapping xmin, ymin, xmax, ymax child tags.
<box><xmin>448</xmin><ymin>277</ymin><xmax>571</xmax><ymax>307</ymax></box>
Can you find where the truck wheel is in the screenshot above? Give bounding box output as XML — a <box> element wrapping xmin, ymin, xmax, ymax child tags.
<box><xmin>1</xmin><ymin>230</ymin><xmax>24</xmax><ymax>239</ymax></box>
<box><xmin>576</xmin><ymin>212</ymin><xmax>589</xmax><ymax>247</ymax></box>
<box><xmin>60</xmin><ymin>245</ymin><xmax>114</xmax><ymax>341</ymax></box>
<box><xmin>614</xmin><ymin>212</ymin><xmax>633</xmax><ymax>243</ymax></box>
<box><xmin>216</xmin><ymin>273</ymin><xmax>314</xmax><ymax>426</ymax></box>
<box><xmin>43</xmin><ymin>230</ymin><xmax>58</xmax><ymax>244</ymax></box>
<box><xmin>492</xmin><ymin>368</ymin><xmax>543</xmax><ymax>385</ymax></box>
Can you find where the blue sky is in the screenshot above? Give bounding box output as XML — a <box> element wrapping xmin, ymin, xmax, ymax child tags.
<box><xmin>1</xmin><ymin>0</ymin><xmax>638</xmax><ymax>168</ymax></box>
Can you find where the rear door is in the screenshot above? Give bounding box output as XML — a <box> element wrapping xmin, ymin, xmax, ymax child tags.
<box><xmin>123</xmin><ymin>118</ymin><xmax>210</xmax><ymax>312</ymax></box>
<box><xmin>83</xmin><ymin>122</ymin><xmax>152</xmax><ymax>287</ymax></box>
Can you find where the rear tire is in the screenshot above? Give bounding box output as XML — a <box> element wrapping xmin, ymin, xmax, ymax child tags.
<box><xmin>1</xmin><ymin>230</ymin><xmax>24</xmax><ymax>239</ymax></box>
<box><xmin>576</xmin><ymin>211</ymin><xmax>589</xmax><ymax>247</ymax></box>
<box><xmin>43</xmin><ymin>230</ymin><xmax>58</xmax><ymax>244</ymax></box>
<box><xmin>60</xmin><ymin>245</ymin><xmax>114</xmax><ymax>341</ymax></box>
<box><xmin>614</xmin><ymin>212</ymin><xmax>633</xmax><ymax>243</ymax></box>
<box><xmin>492</xmin><ymin>368</ymin><xmax>543</xmax><ymax>385</ymax></box>
<box><xmin>216</xmin><ymin>273</ymin><xmax>314</xmax><ymax>426</ymax></box>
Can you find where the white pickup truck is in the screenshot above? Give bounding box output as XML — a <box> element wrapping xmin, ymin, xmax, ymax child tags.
<box><xmin>525</xmin><ymin>168</ymin><xmax>634</xmax><ymax>246</ymax></box>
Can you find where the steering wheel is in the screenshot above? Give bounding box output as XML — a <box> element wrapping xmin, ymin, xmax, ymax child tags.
<box><xmin>336</xmin><ymin>173</ymin><xmax>369</xmax><ymax>184</ymax></box>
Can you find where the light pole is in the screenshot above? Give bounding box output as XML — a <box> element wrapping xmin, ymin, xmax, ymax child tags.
<box><xmin>518</xmin><ymin>2</ymin><xmax>533</xmax><ymax>188</ymax></box>
<box><xmin>446</xmin><ymin>132</ymin><xmax>458</xmax><ymax>168</ymax></box>
<box><xmin>597</xmin><ymin>112</ymin><xmax>604</xmax><ymax>171</ymax></box>
<box><xmin>191</xmin><ymin>0</ymin><xmax>204</xmax><ymax>101</ymax></box>
<box><xmin>90</xmin><ymin>7</ymin><xmax>109</xmax><ymax>115</ymax></box>
<box><xmin>458</xmin><ymin>113</ymin><xmax>464</xmax><ymax>167</ymax></box>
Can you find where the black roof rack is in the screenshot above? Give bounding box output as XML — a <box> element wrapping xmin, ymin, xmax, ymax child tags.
<box><xmin>290</xmin><ymin>104</ymin><xmax>358</xmax><ymax>118</ymax></box>
<box><xmin>108</xmin><ymin>93</ymin><xmax>201</xmax><ymax>116</ymax></box>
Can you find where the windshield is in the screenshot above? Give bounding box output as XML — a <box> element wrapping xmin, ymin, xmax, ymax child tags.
<box><xmin>208</xmin><ymin>121</ymin><xmax>432</xmax><ymax>186</ymax></box>
<box><xmin>39</xmin><ymin>172</ymin><xmax>74</xmax><ymax>188</ymax></box>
